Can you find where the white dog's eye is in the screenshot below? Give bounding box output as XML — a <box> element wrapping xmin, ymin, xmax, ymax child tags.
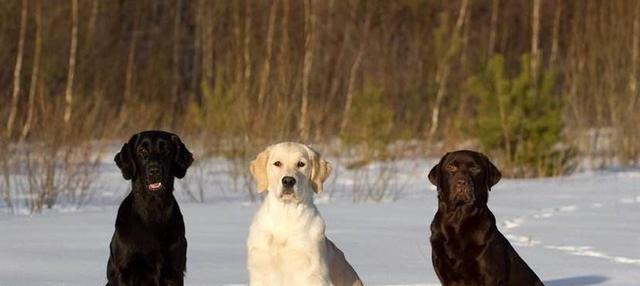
<box><xmin>297</xmin><ymin>161</ymin><xmax>306</xmax><ymax>168</ymax></box>
<box><xmin>273</xmin><ymin>161</ymin><xmax>282</xmax><ymax>167</ymax></box>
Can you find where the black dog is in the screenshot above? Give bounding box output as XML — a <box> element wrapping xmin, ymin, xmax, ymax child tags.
<box><xmin>106</xmin><ymin>130</ymin><xmax>193</xmax><ymax>286</ymax></box>
<box><xmin>428</xmin><ymin>150</ymin><xmax>543</xmax><ymax>286</ymax></box>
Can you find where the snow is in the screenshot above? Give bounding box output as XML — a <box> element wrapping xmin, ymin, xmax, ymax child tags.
<box><xmin>0</xmin><ymin>159</ymin><xmax>639</xmax><ymax>286</ymax></box>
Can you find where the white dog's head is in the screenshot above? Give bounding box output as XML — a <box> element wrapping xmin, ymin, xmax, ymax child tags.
<box><xmin>250</xmin><ymin>142</ymin><xmax>331</xmax><ymax>203</ymax></box>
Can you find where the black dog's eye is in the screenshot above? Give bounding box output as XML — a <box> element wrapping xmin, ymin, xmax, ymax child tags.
<box><xmin>159</xmin><ymin>142</ymin><xmax>170</xmax><ymax>154</ymax></box>
<box><xmin>446</xmin><ymin>164</ymin><xmax>457</xmax><ymax>172</ymax></box>
<box><xmin>273</xmin><ymin>161</ymin><xmax>282</xmax><ymax>167</ymax></box>
<box><xmin>137</xmin><ymin>147</ymin><xmax>148</xmax><ymax>157</ymax></box>
<box><xmin>470</xmin><ymin>166</ymin><xmax>481</xmax><ymax>173</ymax></box>
<box><xmin>297</xmin><ymin>161</ymin><xmax>306</xmax><ymax>168</ymax></box>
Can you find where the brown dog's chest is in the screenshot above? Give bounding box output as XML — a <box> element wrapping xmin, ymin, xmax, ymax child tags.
<box><xmin>430</xmin><ymin>209</ymin><xmax>498</xmax><ymax>284</ymax></box>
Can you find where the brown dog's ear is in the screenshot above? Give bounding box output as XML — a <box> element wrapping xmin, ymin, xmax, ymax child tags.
<box><xmin>250</xmin><ymin>148</ymin><xmax>270</xmax><ymax>193</ymax></box>
<box><xmin>483</xmin><ymin>155</ymin><xmax>502</xmax><ymax>190</ymax></box>
<box><xmin>171</xmin><ymin>135</ymin><xmax>194</xmax><ymax>179</ymax></box>
<box><xmin>114</xmin><ymin>134</ymin><xmax>138</xmax><ymax>180</ymax></box>
<box><xmin>428</xmin><ymin>152</ymin><xmax>448</xmax><ymax>189</ymax></box>
<box><xmin>427</xmin><ymin>164</ymin><xmax>440</xmax><ymax>188</ymax></box>
<box><xmin>308</xmin><ymin>146</ymin><xmax>331</xmax><ymax>194</ymax></box>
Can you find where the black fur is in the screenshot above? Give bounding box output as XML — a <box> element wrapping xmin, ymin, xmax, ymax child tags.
<box><xmin>107</xmin><ymin>130</ymin><xmax>193</xmax><ymax>286</ymax></box>
<box><xmin>428</xmin><ymin>150</ymin><xmax>544</xmax><ymax>286</ymax></box>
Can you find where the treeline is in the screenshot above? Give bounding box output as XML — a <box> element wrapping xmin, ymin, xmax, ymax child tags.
<box><xmin>0</xmin><ymin>0</ymin><xmax>639</xmax><ymax>176</ymax></box>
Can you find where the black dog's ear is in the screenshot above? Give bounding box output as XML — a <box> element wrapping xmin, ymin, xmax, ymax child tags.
<box><xmin>428</xmin><ymin>152</ymin><xmax>449</xmax><ymax>189</ymax></box>
<box><xmin>483</xmin><ymin>155</ymin><xmax>502</xmax><ymax>190</ymax></box>
<box><xmin>114</xmin><ymin>135</ymin><xmax>138</xmax><ymax>180</ymax></box>
<box><xmin>171</xmin><ymin>135</ymin><xmax>194</xmax><ymax>179</ymax></box>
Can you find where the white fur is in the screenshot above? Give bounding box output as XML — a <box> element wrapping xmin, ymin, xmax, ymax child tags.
<box><xmin>247</xmin><ymin>142</ymin><xmax>332</xmax><ymax>286</ymax></box>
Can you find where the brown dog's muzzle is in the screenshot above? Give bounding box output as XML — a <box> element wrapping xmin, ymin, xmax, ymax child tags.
<box><xmin>452</xmin><ymin>178</ymin><xmax>475</xmax><ymax>204</ymax></box>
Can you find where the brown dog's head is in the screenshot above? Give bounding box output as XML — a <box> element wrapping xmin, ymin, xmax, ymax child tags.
<box><xmin>115</xmin><ymin>130</ymin><xmax>194</xmax><ymax>193</ymax></box>
<box><xmin>428</xmin><ymin>150</ymin><xmax>501</xmax><ymax>207</ymax></box>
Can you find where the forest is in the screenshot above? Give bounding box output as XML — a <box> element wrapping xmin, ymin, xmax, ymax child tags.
<box><xmin>1</xmin><ymin>0</ymin><xmax>639</xmax><ymax>211</ymax></box>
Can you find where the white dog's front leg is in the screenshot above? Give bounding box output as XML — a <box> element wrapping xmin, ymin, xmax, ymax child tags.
<box><xmin>248</xmin><ymin>245</ymin><xmax>273</xmax><ymax>286</ymax></box>
<box><xmin>247</xmin><ymin>226</ymin><xmax>275</xmax><ymax>286</ymax></box>
<box><xmin>287</xmin><ymin>238</ymin><xmax>332</xmax><ymax>286</ymax></box>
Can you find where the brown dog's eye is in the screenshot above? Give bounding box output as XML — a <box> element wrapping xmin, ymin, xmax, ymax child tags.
<box><xmin>446</xmin><ymin>164</ymin><xmax>457</xmax><ymax>172</ymax></box>
<box><xmin>470</xmin><ymin>166</ymin><xmax>481</xmax><ymax>173</ymax></box>
<box><xmin>273</xmin><ymin>161</ymin><xmax>282</xmax><ymax>167</ymax></box>
<box><xmin>297</xmin><ymin>161</ymin><xmax>306</xmax><ymax>168</ymax></box>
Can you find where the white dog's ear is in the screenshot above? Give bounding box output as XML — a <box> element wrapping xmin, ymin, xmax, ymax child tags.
<box><xmin>308</xmin><ymin>146</ymin><xmax>332</xmax><ymax>194</ymax></box>
<box><xmin>250</xmin><ymin>148</ymin><xmax>270</xmax><ymax>193</ymax></box>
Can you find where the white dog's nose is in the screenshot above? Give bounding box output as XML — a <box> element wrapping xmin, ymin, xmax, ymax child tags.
<box><xmin>282</xmin><ymin>176</ymin><xmax>296</xmax><ymax>188</ymax></box>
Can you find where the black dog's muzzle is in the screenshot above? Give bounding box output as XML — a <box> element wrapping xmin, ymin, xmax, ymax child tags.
<box><xmin>145</xmin><ymin>162</ymin><xmax>165</xmax><ymax>191</ymax></box>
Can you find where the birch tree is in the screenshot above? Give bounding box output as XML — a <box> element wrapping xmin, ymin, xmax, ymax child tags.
<box><xmin>20</xmin><ymin>0</ymin><xmax>42</xmax><ymax>142</ymax></box>
<box><xmin>427</xmin><ymin>0</ymin><xmax>469</xmax><ymax>140</ymax></box>
<box><xmin>299</xmin><ymin>0</ymin><xmax>316</xmax><ymax>140</ymax></box>
<box><xmin>6</xmin><ymin>0</ymin><xmax>28</xmax><ymax>140</ymax></box>
<box><xmin>63</xmin><ymin>0</ymin><xmax>79</xmax><ymax>124</ymax></box>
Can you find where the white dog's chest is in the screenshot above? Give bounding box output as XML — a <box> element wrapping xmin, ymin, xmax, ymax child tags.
<box><xmin>248</xmin><ymin>203</ymin><xmax>330</xmax><ymax>284</ymax></box>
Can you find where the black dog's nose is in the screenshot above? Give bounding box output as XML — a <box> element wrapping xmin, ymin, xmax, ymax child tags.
<box><xmin>282</xmin><ymin>176</ymin><xmax>296</xmax><ymax>188</ymax></box>
<box><xmin>148</xmin><ymin>166</ymin><xmax>161</xmax><ymax>177</ymax></box>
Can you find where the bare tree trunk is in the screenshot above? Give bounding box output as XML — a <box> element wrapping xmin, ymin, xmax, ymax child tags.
<box><xmin>298</xmin><ymin>0</ymin><xmax>315</xmax><ymax>140</ymax></box>
<box><xmin>427</xmin><ymin>0</ymin><xmax>469</xmax><ymax>140</ymax></box>
<box><xmin>20</xmin><ymin>0</ymin><xmax>43</xmax><ymax>143</ymax></box>
<box><xmin>339</xmin><ymin>46</ymin><xmax>364</xmax><ymax>134</ymax></box>
<box><xmin>550</xmin><ymin>1</ymin><xmax>562</xmax><ymax>67</ymax></box>
<box><xmin>243</xmin><ymin>0</ymin><xmax>252</xmax><ymax>96</ymax></box>
<box><xmin>488</xmin><ymin>0</ymin><xmax>499</xmax><ymax>55</ymax></box>
<box><xmin>7</xmin><ymin>0</ymin><xmax>28</xmax><ymax>140</ymax></box>
<box><xmin>171</xmin><ymin>0</ymin><xmax>183</xmax><ymax>126</ymax></box>
<box><xmin>324</xmin><ymin>31</ymin><xmax>349</xmax><ymax>137</ymax></box>
<box><xmin>629</xmin><ymin>1</ymin><xmax>640</xmax><ymax>112</ymax></box>
<box><xmin>340</xmin><ymin>9</ymin><xmax>371</xmax><ymax>134</ymax></box>
<box><xmin>191</xmin><ymin>0</ymin><xmax>202</xmax><ymax>103</ymax></box>
<box><xmin>123</xmin><ymin>32</ymin><xmax>138</xmax><ymax>106</ymax></box>
<box><xmin>277</xmin><ymin>0</ymin><xmax>290</xmax><ymax>113</ymax></box>
<box><xmin>257</xmin><ymin>0</ymin><xmax>278</xmax><ymax>107</ymax></box>
<box><xmin>88</xmin><ymin>0</ymin><xmax>99</xmax><ymax>41</ymax></box>
<box><xmin>201</xmin><ymin>0</ymin><xmax>214</xmax><ymax>88</ymax></box>
<box><xmin>461</xmin><ymin>10</ymin><xmax>471</xmax><ymax>70</ymax></box>
<box><xmin>232</xmin><ymin>0</ymin><xmax>242</xmax><ymax>85</ymax></box>
<box><xmin>531</xmin><ymin>0</ymin><xmax>541</xmax><ymax>87</ymax></box>
<box><xmin>121</xmin><ymin>3</ymin><xmax>141</xmax><ymax>114</ymax></box>
<box><xmin>327</xmin><ymin>27</ymin><xmax>349</xmax><ymax>110</ymax></box>
<box><xmin>240</xmin><ymin>0</ymin><xmax>253</xmax><ymax>143</ymax></box>
<box><xmin>64</xmin><ymin>0</ymin><xmax>79</xmax><ymax>125</ymax></box>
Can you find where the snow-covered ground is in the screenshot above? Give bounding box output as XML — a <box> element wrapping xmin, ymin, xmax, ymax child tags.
<box><xmin>0</xmin><ymin>158</ymin><xmax>639</xmax><ymax>286</ymax></box>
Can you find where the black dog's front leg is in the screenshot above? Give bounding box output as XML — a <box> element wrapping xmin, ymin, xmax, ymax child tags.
<box><xmin>161</xmin><ymin>238</ymin><xmax>187</xmax><ymax>286</ymax></box>
<box><xmin>108</xmin><ymin>250</ymin><xmax>161</xmax><ymax>286</ymax></box>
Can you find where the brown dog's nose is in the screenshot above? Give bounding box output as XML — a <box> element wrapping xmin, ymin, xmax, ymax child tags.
<box><xmin>282</xmin><ymin>176</ymin><xmax>296</xmax><ymax>188</ymax></box>
<box><xmin>456</xmin><ymin>179</ymin><xmax>469</xmax><ymax>187</ymax></box>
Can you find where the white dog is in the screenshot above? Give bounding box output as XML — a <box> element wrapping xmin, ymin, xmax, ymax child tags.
<box><xmin>247</xmin><ymin>142</ymin><xmax>363</xmax><ymax>286</ymax></box>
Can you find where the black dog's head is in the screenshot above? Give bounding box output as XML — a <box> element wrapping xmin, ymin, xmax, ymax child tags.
<box><xmin>428</xmin><ymin>150</ymin><xmax>501</xmax><ymax>207</ymax></box>
<box><xmin>115</xmin><ymin>130</ymin><xmax>193</xmax><ymax>193</ymax></box>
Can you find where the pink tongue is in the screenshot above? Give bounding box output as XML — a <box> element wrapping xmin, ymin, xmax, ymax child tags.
<box><xmin>148</xmin><ymin>182</ymin><xmax>162</xmax><ymax>190</ymax></box>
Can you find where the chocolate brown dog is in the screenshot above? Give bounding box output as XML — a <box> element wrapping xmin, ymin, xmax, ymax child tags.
<box><xmin>428</xmin><ymin>150</ymin><xmax>544</xmax><ymax>286</ymax></box>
